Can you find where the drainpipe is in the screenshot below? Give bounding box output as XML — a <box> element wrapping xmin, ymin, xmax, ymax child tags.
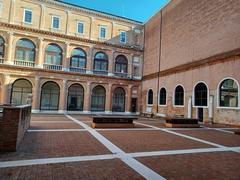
<box><xmin>156</xmin><ymin>11</ymin><xmax>163</xmax><ymax>114</ymax></box>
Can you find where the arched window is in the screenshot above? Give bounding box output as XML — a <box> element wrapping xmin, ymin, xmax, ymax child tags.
<box><xmin>11</xmin><ymin>79</ymin><xmax>32</xmax><ymax>105</ymax></box>
<box><xmin>91</xmin><ymin>85</ymin><xmax>106</xmax><ymax>111</ymax></box>
<box><xmin>115</xmin><ymin>55</ymin><xmax>128</xmax><ymax>75</ymax></box>
<box><xmin>67</xmin><ymin>84</ymin><xmax>84</xmax><ymax>111</ymax></box>
<box><xmin>174</xmin><ymin>85</ymin><xmax>184</xmax><ymax>106</ymax></box>
<box><xmin>219</xmin><ymin>78</ymin><xmax>238</xmax><ymax>107</ymax></box>
<box><xmin>194</xmin><ymin>82</ymin><xmax>208</xmax><ymax>106</ymax></box>
<box><xmin>45</xmin><ymin>44</ymin><xmax>62</xmax><ymax>65</ymax></box>
<box><xmin>15</xmin><ymin>38</ymin><xmax>35</xmax><ymax>62</ymax></box>
<box><xmin>0</xmin><ymin>36</ymin><xmax>5</xmax><ymax>60</ymax></box>
<box><xmin>40</xmin><ymin>81</ymin><xmax>60</xmax><ymax>110</ymax></box>
<box><xmin>159</xmin><ymin>87</ymin><xmax>167</xmax><ymax>105</ymax></box>
<box><xmin>112</xmin><ymin>87</ymin><xmax>125</xmax><ymax>112</ymax></box>
<box><xmin>147</xmin><ymin>89</ymin><xmax>153</xmax><ymax>105</ymax></box>
<box><xmin>93</xmin><ymin>52</ymin><xmax>108</xmax><ymax>74</ymax></box>
<box><xmin>70</xmin><ymin>48</ymin><xmax>86</xmax><ymax>69</ymax></box>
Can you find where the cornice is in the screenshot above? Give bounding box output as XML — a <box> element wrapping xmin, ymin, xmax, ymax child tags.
<box><xmin>143</xmin><ymin>48</ymin><xmax>240</xmax><ymax>81</ymax></box>
<box><xmin>39</xmin><ymin>0</ymin><xmax>143</xmax><ymax>25</ymax></box>
<box><xmin>0</xmin><ymin>22</ymin><xmax>143</xmax><ymax>52</ymax></box>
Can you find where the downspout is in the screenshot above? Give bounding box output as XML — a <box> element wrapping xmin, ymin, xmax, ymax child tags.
<box><xmin>156</xmin><ymin>11</ymin><xmax>163</xmax><ymax>114</ymax></box>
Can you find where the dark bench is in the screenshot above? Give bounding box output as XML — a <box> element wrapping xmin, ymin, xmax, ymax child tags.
<box><xmin>92</xmin><ymin>115</ymin><xmax>138</xmax><ymax>128</ymax></box>
<box><xmin>165</xmin><ymin>118</ymin><xmax>200</xmax><ymax>128</ymax></box>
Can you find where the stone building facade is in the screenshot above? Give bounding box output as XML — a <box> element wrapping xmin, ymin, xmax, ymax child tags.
<box><xmin>142</xmin><ymin>0</ymin><xmax>240</xmax><ymax>125</ymax></box>
<box><xmin>0</xmin><ymin>0</ymin><xmax>144</xmax><ymax>114</ymax></box>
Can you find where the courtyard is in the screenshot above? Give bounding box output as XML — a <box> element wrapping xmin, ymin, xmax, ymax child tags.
<box><xmin>0</xmin><ymin>114</ymin><xmax>239</xmax><ymax>180</ymax></box>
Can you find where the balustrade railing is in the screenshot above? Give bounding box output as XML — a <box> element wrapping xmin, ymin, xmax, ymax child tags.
<box><xmin>69</xmin><ymin>67</ymin><xmax>86</xmax><ymax>74</ymax></box>
<box><xmin>14</xmin><ymin>60</ymin><xmax>35</xmax><ymax>67</ymax></box>
<box><xmin>0</xmin><ymin>58</ymin><xmax>4</xmax><ymax>64</ymax></box>
<box><xmin>114</xmin><ymin>72</ymin><xmax>128</xmax><ymax>78</ymax></box>
<box><xmin>43</xmin><ymin>64</ymin><xmax>62</xmax><ymax>71</ymax></box>
<box><xmin>93</xmin><ymin>69</ymin><xmax>108</xmax><ymax>75</ymax></box>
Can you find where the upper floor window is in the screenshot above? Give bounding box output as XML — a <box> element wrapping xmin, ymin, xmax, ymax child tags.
<box><xmin>77</xmin><ymin>22</ymin><xmax>84</xmax><ymax>34</ymax></box>
<box><xmin>219</xmin><ymin>78</ymin><xmax>238</xmax><ymax>108</ymax></box>
<box><xmin>119</xmin><ymin>31</ymin><xmax>126</xmax><ymax>43</ymax></box>
<box><xmin>93</xmin><ymin>52</ymin><xmax>108</xmax><ymax>73</ymax></box>
<box><xmin>115</xmin><ymin>55</ymin><xmax>128</xmax><ymax>74</ymax></box>
<box><xmin>70</xmin><ymin>48</ymin><xmax>86</xmax><ymax>68</ymax></box>
<box><xmin>147</xmin><ymin>89</ymin><xmax>153</xmax><ymax>105</ymax></box>
<box><xmin>0</xmin><ymin>36</ymin><xmax>5</xmax><ymax>59</ymax></box>
<box><xmin>174</xmin><ymin>85</ymin><xmax>184</xmax><ymax>106</ymax></box>
<box><xmin>52</xmin><ymin>16</ymin><xmax>60</xmax><ymax>29</ymax></box>
<box><xmin>15</xmin><ymin>38</ymin><xmax>35</xmax><ymax>62</ymax></box>
<box><xmin>23</xmin><ymin>9</ymin><xmax>32</xmax><ymax>24</ymax></box>
<box><xmin>99</xmin><ymin>26</ymin><xmax>106</xmax><ymax>39</ymax></box>
<box><xmin>45</xmin><ymin>44</ymin><xmax>62</xmax><ymax>65</ymax></box>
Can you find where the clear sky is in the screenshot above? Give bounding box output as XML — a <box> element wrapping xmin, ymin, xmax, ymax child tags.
<box><xmin>60</xmin><ymin>0</ymin><xmax>170</xmax><ymax>23</ymax></box>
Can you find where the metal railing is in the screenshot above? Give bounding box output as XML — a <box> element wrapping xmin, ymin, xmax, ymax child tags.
<box><xmin>14</xmin><ymin>60</ymin><xmax>35</xmax><ymax>67</ymax></box>
<box><xmin>114</xmin><ymin>72</ymin><xmax>128</xmax><ymax>78</ymax></box>
<box><xmin>93</xmin><ymin>69</ymin><xmax>108</xmax><ymax>75</ymax></box>
<box><xmin>43</xmin><ymin>64</ymin><xmax>62</xmax><ymax>71</ymax></box>
<box><xmin>69</xmin><ymin>67</ymin><xmax>86</xmax><ymax>74</ymax></box>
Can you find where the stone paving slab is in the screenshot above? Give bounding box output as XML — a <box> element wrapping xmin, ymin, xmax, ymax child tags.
<box><xmin>0</xmin><ymin>159</ymin><xmax>143</xmax><ymax>180</ymax></box>
<box><xmin>0</xmin><ymin>132</ymin><xmax>111</xmax><ymax>161</ymax></box>
<box><xmin>99</xmin><ymin>130</ymin><xmax>213</xmax><ymax>153</ymax></box>
<box><xmin>137</xmin><ymin>152</ymin><xmax>240</xmax><ymax>180</ymax></box>
<box><xmin>174</xmin><ymin>129</ymin><xmax>240</xmax><ymax>147</ymax></box>
<box><xmin>30</xmin><ymin>121</ymin><xmax>83</xmax><ymax>129</ymax></box>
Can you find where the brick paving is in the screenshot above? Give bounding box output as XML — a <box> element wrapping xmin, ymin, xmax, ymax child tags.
<box><xmin>137</xmin><ymin>152</ymin><xmax>240</xmax><ymax>180</ymax></box>
<box><xmin>0</xmin><ymin>115</ymin><xmax>240</xmax><ymax>179</ymax></box>
<box><xmin>0</xmin><ymin>159</ymin><xmax>143</xmax><ymax>180</ymax></box>
<box><xmin>174</xmin><ymin>129</ymin><xmax>240</xmax><ymax>147</ymax></box>
<box><xmin>0</xmin><ymin>131</ymin><xmax>110</xmax><ymax>161</ymax></box>
<box><xmin>99</xmin><ymin>130</ymin><xmax>213</xmax><ymax>153</ymax></box>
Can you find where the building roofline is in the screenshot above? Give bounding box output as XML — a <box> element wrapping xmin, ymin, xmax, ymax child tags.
<box><xmin>52</xmin><ymin>0</ymin><xmax>143</xmax><ymax>25</ymax></box>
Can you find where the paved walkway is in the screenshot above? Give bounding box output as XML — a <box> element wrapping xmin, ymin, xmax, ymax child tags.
<box><xmin>0</xmin><ymin>114</ymin><xmax>240</xmax><ymax>180</ymax></box>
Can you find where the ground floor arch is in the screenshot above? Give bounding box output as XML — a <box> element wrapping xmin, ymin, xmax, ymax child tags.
<box><xmin>11</xmin><ymin>79</ymin><xmax>32</xmax><ymax>105</ymax></box>
<box><xmin>67</xmin><ymin>84</ymin><xmax>84</xmax><ymax>111</ymax></box>
<box><xmin>40</xmin><ymin>81</ymin><xmax>60</xmax><ymax>110</ymax></box>
<box><xmin>91</xmin><ymin>85</ymin><xmax>106</xmax><ymax>112</ymax></box>
<box><xmin>112</xmin><ymin>87</ymin><xmax>126</xmax><ymax>112</ymax></box>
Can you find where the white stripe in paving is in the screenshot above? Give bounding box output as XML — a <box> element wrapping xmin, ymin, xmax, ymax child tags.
<box><xmin>66</xmin><ymin>115</ymin><xmax>165</xmax><ymax>180</ymax></box>
<box><xmin>31</xmin><ymin>121</ymin><xmax>74</xmax><ymax>123</ymax></box>
<box><xmin>28</xmin><ymin>129</ymin><xmax>87</xmax><ymax>132</ymax></box>
<box><xmin>203</xmin><ymin>127</ymin><xmax>235</xmax><ymax>134</ymax></box>
<box><xmin>0</xmin><ymin>154</ymin><xmax>116</xmax><ymax>168</ymax></box>
<box><xmin>130</xmin><ymin>146</ymin><xmax>240</xmax><ymax>158</ymax></box>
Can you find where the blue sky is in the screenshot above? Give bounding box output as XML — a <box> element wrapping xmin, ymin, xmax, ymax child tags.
<box><xmin>60</xmin><ymin>0</ymin><xmax>169</xmax><ymax>22</ymax></box>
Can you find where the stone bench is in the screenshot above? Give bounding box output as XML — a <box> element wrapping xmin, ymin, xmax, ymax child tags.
<box><xmin>91</xmin><ymin>115</ymin><xmax>138</xmax><ymax>128</ymax></box>
<box><xmin>165</xmin><ymin>118</ymin><xmax>200</xmax><ymax>128</ymax></box>
<box><xmin>0</xmin><ymin>104</ymin><xmax>32</xmax><ymax>152</ymax></box>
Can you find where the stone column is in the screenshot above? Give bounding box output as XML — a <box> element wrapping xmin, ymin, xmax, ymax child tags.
<box><xmin>36</xmin><ymin>38</ymin><xmax>44</xmax><ymax>68</ymax></box>
<box><xmin>9</xmin><ymin>0</ymin><xmax>15</xmax><ymax>23</ymax></box>
<box><xmin>105</xmin><ymin>84</ymin><xmax>112</xmax><ymax>113</ymax></box>
<box><xmin>65</xmin><ymin>10</ymin><xmax>71</xmax><ymax>35</ymax></box>
<box><xmin>62</xmin><ymin>43</ymin><xmax>70</xmax><ymax>71</ymax></box>
<box><xmin>83</xmin><ymin>82</ymin><xmax>91</xmax><ymax>113</ymax></box>
<box><xmin>1</xmin><ymin>74</ymin><xmax>11</xmax><ymax>105</ymax></box>
<box><xmin>187</xmin><ymin>96</ymin><xmax>192</xmax><ymax>118</ymax></box>
<box><xmin>59</xmin><ymin>80</ymin><xmax>67</xmax><ymax>113</ymax></box>
<box><xmin>39</xmin><ymin>4</ymin><xmax>45</xmax><ymax>30</ymax></box>
<box><xmin>5</xmin><ymin>32</ymin><xmax>14</xmax><ymax>65</ymax></box>
<box><xmin>108</xmin><ymin>51</ymin><xmax>114</xmax><ymax>76</ymax></box>
<box><xmin>126</xmin><ymin>85</ymin><xmax>133</xmax><ymax>113</ymax></box>
<box><xmin>32</xmin><ymin>77</ymin><xmax>40</xmax><ymax>112</ymax></box>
